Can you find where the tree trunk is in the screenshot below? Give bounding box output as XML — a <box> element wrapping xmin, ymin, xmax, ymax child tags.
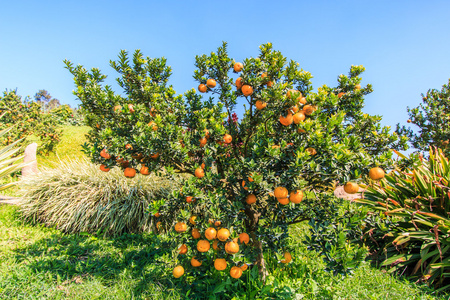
<box><xmin>245</xmin><ymin>206</ymin><xmax>269</xmax><ymax>282</ymax></box>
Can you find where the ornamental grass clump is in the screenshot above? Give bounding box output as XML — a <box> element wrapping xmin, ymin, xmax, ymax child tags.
<box><xmin>19</xmin><ymin>158</ymin><xmax>178</xmax><ymax>236</ymax></box>
<box><xmin>353</xmin><ymin>147</ymin><xmax>450</xmax><ymax>292</ymax></box>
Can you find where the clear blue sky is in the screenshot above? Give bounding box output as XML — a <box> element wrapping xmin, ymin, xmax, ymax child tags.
<box><xmin>1</xmin><ymin>1</ymin><xmax>450</xmax><ymax>138</ymax></box>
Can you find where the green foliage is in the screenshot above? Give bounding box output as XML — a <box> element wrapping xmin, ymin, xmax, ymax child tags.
<box><xmin>65</xmin><ymin>42</ymin><xmax>407</xmax><ymax>280</ymax></box>
<box><xmin>397</xmin><ymin>79</ymin><xmax>450</xmax><ymax>156</ymax></box>
<box><xmin>0</xmin><ymin>89</ymin><xmax>62</xmax><ymax>155</ymax></box>
<box><xmin>19</xmin><ymin>158</ymin><xmax>179</xmax><ymax>236</ymax></box>
<box><xmin>50</xmin><ymin>104</ymin><xmax>81</xmax><ymax>126</ymax></box>
<box><xmin>353</xmin><ymin>147</ymin><xmax>450</xmax><ymax>292</ymax></box>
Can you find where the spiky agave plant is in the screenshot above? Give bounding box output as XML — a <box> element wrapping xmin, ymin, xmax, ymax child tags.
<box><xmin>354</xmin><ymin>147</ymin><xmax>450</xmax><ymax>291</ymax></box>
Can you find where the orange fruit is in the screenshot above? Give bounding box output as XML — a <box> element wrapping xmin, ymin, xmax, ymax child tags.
<box><xmin>261</xmin><ymin>72</ymin><xmax>268</xmax><ymax>79</ymax></box>
<box><xmin>298</xmin><ymin>128</ymin><xmax>306</xmax><ymax>134</ymax></box>
<box><xmin>195</xmin><ymin>168</ymin><xmax>205</xmax><ymax>178</ymax></box>
<box><xmin>235</xmin><ymin>77</ymin><xmax>244</xmax><ymax>89</ymax></box>
<box><xmin>239</xmin><ymin>233</ymin><xmax>250</xmax><ymax>244</ymax></box>
<box><xmin>206</xmin><ymin>78</ymin><xmax>216</xmax><ymax>88</ymax></box>
<box><xmin>217</xmin><ymin>228</ymin><xmax>230</xmax><ymax>241</ymax></box>
<box><xmin>267</xmin><ymin>80</ymin><xmax>274</xmax><ymax>87</ymax></box>
<box><xmin>306</xmin><ymin>147</ymin><xmax>317</xmax><ymax>155</ymax></box>
<box><xmin>299</xmin><ymin>97</ymin><xmax>307</xmax><ymax>105</ymax></box>
<box><xmin>289</xmin><ymin>190</ymin><xmax>303</xmax><ymax>204</ymax></box>
<box><xmin>407</xmin><ymin>119</ymin><xmax>412</xmax><ymax>123</ymax></box>
<box><xmin>225</xmin><ymin>241</ymin><xmax>240</xmax><ymax>254</ymax></box>
<box><xmin>199</xmin><ymin>137</ymin><xmax>207</xmax><ymax>147</ymax></box>
<box><xmin>290</xmin><ymin>105</ymin><xmax>299</xmax><ymax>113</ymax></box>
<box><xmin>344</xmin><ymin>182</ymin><xmax>359</xmax><ymax>194</ymax></box>
<box><xmin>189</xmin><ymin>215</ymin><xmax>197</xmax><ymax>225</ymax></box>
<box><xmin>100</xmin><ymin>164</ymin><xmax>110</xmax><ymax>172</ymax></box>
<box><xmin>178</xmin><ymin>244</ymin><xmax>188</xmax><ymax>255</ymax></box>
<box><xmin>173</xmin><ymin>265</ymin><xmax>184</xmax><ymax>278</ymax></box>
<box><xmin>214</xmin><ymin>220</ymin><xmax>221</xmax><ymax>227</ymax></box>
<box><xmin>192</xmin><ymin>228</ymin><xmax>201</xmax><ymax>239</ymax></box>
<box><xmin>124</xmin><ymin>168</ymin><xmax>136</xmax><ymax>178</ymax></box>
<box><xmin>274</xmin><ymin>187</ymin><xmax>288</xmax><ymax>199</ymax></box>
<box><xmin>203</xmin><ymin>128</ymin><xmax>210</xmax><ymax>139</ymax></box>
<box><xmin>240</xmin><ymin>264</ymin><xmax>248</xmax><ymax>271</ymax></box>
<box><xmin>212</xmin><ymin>240</ymin><xmax>220</xmax><ymax>250</ymax></box>
<box><xmin>278</xmin><ymin>197</ymin><xmax>289</xmax><ymax>205</ymax></box>
<box><xmin>156</xmin><ymin>221</ymin><xmax>162</xmax><ymax>230</ymax></box>
<box><xmin>205</xmin><ymin>227</ymin><xmax>217</xmax><ymax>240</ymax></box>
<box><xmin>355</xmin><ymin>84</ymin><xmax>361</xmax><ymax>90</ymax></box>
<box><xmin>248</xmin><ymin>175</ymin><xmax>254</xmax><ymax>182</ymax></box>
<box><xmin>100</xmin><ymin>149</ymin><xmax>111</xmax><ymax>159</ymax></box>
<box><xmin>234</xmin><ymin>62</ymin><xmax>243</xmax><ymax>72</ymax></box>
<box><xmin>151</xmin><ymin>153</ymin><xmax>160</xmax><ymax>159</ymax></box>
<box><xmin>279</xmin><ymin>112</ymin><xmax>294</xmax><ymax>126</ymax></box>
<box><xmin>148</xmin><ymin>121</ymin><xmax>158</xmax><ymax>131</ymax></box>
<box><xmin>197</xmin><ymin>240</ymin><xmax>210</xmax><ymax>252</ymax></box>
<box><xmin>337</xmin><ymin>92</ymin><xmax>345</xmax><ymax>98</ymax></box>
<box><xmin>201</xmin><ymin>163</ymin><xmax>205</xmax><ymax>169</ymax></box>
<box><xmin>246</xmin><ymin>194</ymin><xmax>256</xmax><ymax>205</ymax></box>
<box><xmin>191</xmin><ymin>257</ymin><xmax>202</xmax><ymax>267</ymax></box>
<box><xmin>230</xmin><ymin>266</ymin><xmax>243</xmax><ymax>279</ymax></box>
<box><xmin>186</xmin><ymin>196</ymin><xmax>194</xmax><ymax>203</ymax></box>
<box><xmin>113</xmin><ymin>105</ymin><xmax>122</xmax><ymax>113</ymax></box>
<box><xmin>293</xmin><ymin>112</ymin><xmax>305</xmax><ymax>124</ymax></box>
<box><xmin>281</xmin><ymin>252</ymin><xmax>292</xmax><ymax>263</ymax></box>
<box><xmin>198</xmin><ymin>84</ymin><xmax>207</xmax><ymax>93</ymax></box>
<box><xmin>369</xmin><ymin>167</ymin><xmax>385</xmax><ymax>180</ymax></box>
<box><xmin>154</xmin><ymin>212</ymin><xmax>160</xmax><ymax>218</ymax></box>
<box><xmin>128</xmin><ymin>104</ymin><xmax>135</xmax><ymax>113</ymax></box>
<box><xmin>175</xmin><ymin>222</ymin><xmax>187</xmax><ymax>233</ymax></box>
<box><xmin>287</xmin><ymin>89</ymin><xmax>302</xmax><ymax>100</ymax></box>
<box><xmin>214</xmin><ymin>258</ymin><xmax>227</xmax><ymax>271</ymax></box>
<box><xmin>255</xmin><ymin>100</ymin><xmax>267</xmax><ymax>110</ymax></box>
<box><xmin>223</xmin><ymin>134</ymin><xmax>232</xmax><ymax>144</ymax></box>
<box><xmin>302</xmin><ymin>105</ymin><xmax>314</xmax><ymax>115</ymax></box>
<box><xmin>241</xmin><ymin>85</ymin><xmax>253</xmax><ymax>97</ymax></box>
<box><xmin>242</xmin><ymin>180</ymin><xmax>248</xmax><ymax>191</ymax></box>
<box><xmin>140</xmin><ymin>165</ymin><xmax>150</xmax><ymax>175</ymax></box>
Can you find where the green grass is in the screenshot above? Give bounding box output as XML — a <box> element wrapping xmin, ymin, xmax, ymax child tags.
<box><xmin>0</xmin><ymin>204</ymin><xmax>444</xmax><ymax>299</ymax></box>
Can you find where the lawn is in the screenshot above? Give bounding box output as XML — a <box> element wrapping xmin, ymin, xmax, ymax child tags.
<box><xmin>0</xmin><ymin>125</ymin><xmax>446</xmax><ymax>299</ymax></box>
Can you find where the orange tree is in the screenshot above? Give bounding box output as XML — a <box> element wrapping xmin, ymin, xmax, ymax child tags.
<box><xmin>0</xmin><ymin>90</ymin><xmax>62</xmax><ymax>155</ymax></box>
<box><xmin>65</xmin><ymin>42</ymin><xmax>408</xmax><ymax>281</ymax></box>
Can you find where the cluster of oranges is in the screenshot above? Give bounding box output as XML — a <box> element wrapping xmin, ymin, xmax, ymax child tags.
<box><xmin>172</xmin><ymin>220</ymin><xmax>253</xmax><ymax>279</ymax></box>
<box><xmin>198</xmin><ymin>79</ymin><xmax>217</xmax><ymax>93</ymax></box>
<box><xmin>344</xmin><ymin>167</ymin><xmax>385</xmax><ymax>194</ymax></box>
<box><xmin>272</xmin><ymin>187</ymin><xmax>304</xmax><ymax>205</ymax></box>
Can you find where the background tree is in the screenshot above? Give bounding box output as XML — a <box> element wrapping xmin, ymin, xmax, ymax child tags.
<box><xmin>34</xmin><ymin>89</ymin><xmax>52</xmax><ymax>112</ymax></box>
<box><xmin>65</xmin><ymin>42</ymin><xmax>407</xmax><ymax>282</ymax></box>
<box><xmin>397</xmin><ymin>79</ymin><xmax>450</xmax><ymax>156</ymax></box>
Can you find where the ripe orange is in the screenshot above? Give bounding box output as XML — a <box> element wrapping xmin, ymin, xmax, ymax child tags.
<box><xmin>217</xmin><ymin>228</ymin><xmax>230</xmax><ymax>241</ymax></box>
<box><xmin>175</xmin><ymin>222</ymin><xmax>187</xmax><ymax>233</ymax></box>
<box><xmin>274</xmin><ymin>187</ymin><xmax>288</xmax><ymax>199</ymax></box>
<box><xmin>281</xmin><ymin>252</ymin><xmax>292</xmax><ymax>263</ymax></box>
<box><xmin>113</xmin><ymin>105</ymin><xmax>122</xmax><ymax>113</ymax></box>
<box><xmin>344</xmin><ymin>182</ymin><xmax>359</xmax><ymax>194</ymax></box>
<box><xmin>125</xmin><ymin>144</ymin><xmax>133</xmax><ymax>150</ymax></box>
<box><xmin>128</xmin><ymin>104</ymin><xmax>135</xmax><ymax>113</ymax></box>
<box><xmin>223</xmin><ymin>134</ymin><xmax>232</xmax><ymax>144</ymax></box>
<box><xmin>240</xmin><ymin>264</ymin><xmax>248</xmax><ymax>271</ymax></box>
<box><xmin>173</xmin><ymin>265</ymin><xmax>184</xmax><ymax>278</ymax></box>
<box><xmin>189</xmin><ymin>215</ymin><xmax>197</xmax><ymax>225</ymax></box>
<box><xmin>201</xmin><ymin>163</ymin><xmax>205</xmax><ymax>169</ymax></box>
<box><xmin>278</xmin><ymin>197</ymin><xmax>289</xmax><ymax>205</ymax></box>
<box><xmin>306</xmin><ymin>147</ymin><xmax>317</xmax><ymax>155</ymax></box>
<box><xmin>225</xmin><ymin>241</ymin><xmax>240</xmax><ymax>254</ymax></box>
<box><xmin>195</xmin><ymin>168</ymin><xmax>205</xmax><ymax>178</ymax></box>
<box><xmin>124</xmin><ymin>168</ymin><xmax>136</xmax><ymax>178</ymax></box>
<box><xmin>100</xmin><ymin>149</ymin><xmax>111</xmax><ymax>159</ymax></box>
<box><xmin>214</xmin><ymin>220</ymin><xmax>221</xmax><ymax>227</ymax></box>
<box><xmin>239</xmin><ymin>232</ymin><xmax>250</xmax><ymax>244</ymax></box>
<box><xmin>235</xmin><ymin>77</ymin><xmax>243</xmax><ymax>89</ymax></box>
<box><xmin>267</xmin><ymin>80</ymin><xmax>274</xmax><ymax>87</ymax></box>
<box><xmin>191</xmin><ymin>257</ymin><xmax>202</xmax><ymax>267</ymax></box>
<box><xmin>140</xmin><ymin>165</ymin><xmax>150</xmax><ymax>175</ymax></box>
<box><xmin>197</xmin><ymin>240</ymin><xmax>210</xmax><ymax>252</ymax></box>
<box><xmin>246</xmin><ymin>194</ymin><xmax>256</xmax><ymax>205</ymax></box>
<box><xmin>234</xmin><ymin>62</ymin><xmax>243</xmax><ymax>72</ymax></box>
<box><xmin>293</xmin><ymin>112</ymin><xmax>305</xmax><ymax>124</ymax></box>
<box><xmin>303</xmin><ymin>105</ymin><xmax>314</xmax><ymax>115</ymax></box>
<box><xmin>407</xmin><ymin>119</ymin><xmax>412</xmax><ymax>123</ymax></box>
<box><xmin>205</xmin><ymin>227</ymin><xmax>217</xmax><ymax>240</ymax></box>
<box><xmin>192</xmin><ymin>228</ymin><xmax>201</xmax><ymax>239</ymax></box>
<box><xmin>290</xmin><ymin>105</ymin><xmax>299</xmax><ymax>113</ymax></box>
<box><xmin>186</xmin><ymin>196</ymin><xmax>194</xmax><ymax>203</ymax></box>
<box><xmin>337</xmin><ymin>92</ymin><xmax>345</xmax><ymax>98</ymax></box>
<box><xmin>154</xmin><ymin>212</ymin><xmax>160</xmax><ymax>218</ymax></box>
<box><xmin>178</xmin><ymin>244</ymin><xmax>188</xmax><ymax>255</ymax></box>
<box><xmin>214</xmin><ymin>258</ymin><xmax>227</xmax><ymax>271</ymax></box>
<box><xmin>261</xmin><ymin>72</ymin><xmax>268</xmax><ymax>79</ymax></box>
<box><xmin>212</xmin><ymin>240</ymin><xmax>220</xmax><ymax>250</ymax></box>
<box><xmin>148</xmin><ymin>121</ymin><xmax>158</xmax><ymax>131</ymax></box>
<box><xmin>287</xmin><ymin>89</ymin><xmax>302</xmax><ymax>101</ymax></box>
<box><xmin>100</xmin><ymin>164</ymin><xmax>110</xmax><ymax>172</ymax></box>
<box><xmin>198</xmin><ymin>84</ymin><xmax>207</xmax><ymax>93</ymax></box>
<box><xmin>289</xmin><ymin>190</ymin><xmax>303</xmax><ymax>204</ymax></box>
<box><xmin>298</xmin><ymin>128</ymin><xmax>306</xmax><ymax>134</ymax></box>
<box><xmin>156</xmin><ymin>221</ymin><xmax>162</xmax><ymax>230</ymax></box>
<box><xmin>230</xmin><ymin>266</ymin><xmax>243</xmax><ymax>279</ymax></box>
<box><xmin>242</xmin><ymin>180</ymin><xmax>248</xmax><ymax>191</ymax></box>
<box><xmin>241</xmin><ymin>85</ymin><xmax>253</xmax><ymax>97</ymax></box>
<box><xmin>206</xmin><ymin>78</ymin><xmax>216</xmax><ymax>88</ymax></box>
<box><xmin>203</xmin><ymin>128</ymin><xmax>210</xmax><ymax>139</ymax></box>
<box><xmin>355</xmin><ymin>84</ymin><xmax>361</xmax><ymax>90</ymax></box>
<box><xmin>199</xmin><ymin>137</ymin><xmax>207</xmax><ymax>147</ymax></box>
<box><xmin>255</xmin><ymin>100</ymin><xmax>267</xmax><ymax>110</ymax></box>
<box><xmin>369</xmin><ymin>167</ymin><xmax>385</xmax><ymax>180</ymax></box>
<box><xmin>151</xmin><ymin>153</ymin><xmax>160</xmax><ymax>159</ymax></box>
<box><xmin>279</xmin><ymin>112</ymin><xmax>294</xmax><ymax>126</ymax></box>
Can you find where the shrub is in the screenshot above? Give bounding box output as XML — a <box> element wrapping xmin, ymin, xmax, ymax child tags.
<box><xmin>65</xmin><ymin>42</ymin><xmax>407</xmax><ymax>281</ymax></box>
<box><xmin>19</xmin><ymin>158</ymin><xmax>179</xmax><ymax>236</ymax></box>
<box><xmin>353</xmin><ymin>147</ymin><xmax>450</xmax><ymax>292</ymax></box>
